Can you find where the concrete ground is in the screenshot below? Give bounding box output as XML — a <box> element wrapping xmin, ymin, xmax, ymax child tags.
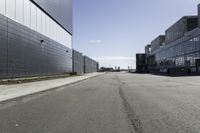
<box><xmin>0</xmin><ymin>72</ymin><xmax>104</xmax><ymax>102</ymax></box>
<box><xmin>1</xmin><ymin>72</ymin><xmax>200</xmax><ymax>133</ymax></box>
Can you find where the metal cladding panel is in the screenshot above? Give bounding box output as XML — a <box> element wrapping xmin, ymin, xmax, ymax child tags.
<box><xmin>84</xmin><ymin>56</ymin><xmax>98</xmax><ymax>73</ymax></box>
<box><xmin>165</xmin><ymin>16</ymin><xmax>198</xmax><ymax>45</ymax></box>
<box><xmin>0</xmin><ymin>15</ymin><xmax>72</xmax><ymax>79</ymax></box>
<box><xmin>31</xmin><ymin>0</ymin><xmax>72</xmax><ymax>34</ymax></box>
<box><xmin>73</xmin><ymin>50</ymin><xmax>84</xmax><ymax>74</ymax></box>
<box><xmin>0</xmin><ymin>16</ymin><xmax>8</xmax><ymax>77</ymax></box>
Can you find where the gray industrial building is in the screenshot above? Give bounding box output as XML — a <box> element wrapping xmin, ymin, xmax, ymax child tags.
<box><xmin>137</xmin><ymin>4</ymin><xmax>200</xmax><ymax>74</ymax></box>
<box><xmin>0</xmin><ymin>0</ymin><xmax>72</xmax><ymax>78</ymax></box>
<box><xmin>73</xmin><ymin>50</ymin><xmax>84</xmax><ymax>74</ymax></box>
<box><xmin>0</xmin><ymin>0</ymin><xmax>98</xmax><ymax>79</ymax></box>
<box><xmin>84</xmin><ymin>56</ymin><xmax>99</xmax><ymax>73</ymax></box>
<box><xmin>72</xmin><ymin>50</ymin><xmax>99</xmax><ymax>74</ymax></box>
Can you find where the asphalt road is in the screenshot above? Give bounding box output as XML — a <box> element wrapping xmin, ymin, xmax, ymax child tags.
<box><xmin>1</xmin><ymin>73</ymin><xmax>200</xmax><ymax>133</ymax></box>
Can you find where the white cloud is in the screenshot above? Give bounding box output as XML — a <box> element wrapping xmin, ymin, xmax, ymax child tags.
<box><xmin>89</xmin><ymin>40</ymin><xmax>102</xmax><ymax>44</ymax></box>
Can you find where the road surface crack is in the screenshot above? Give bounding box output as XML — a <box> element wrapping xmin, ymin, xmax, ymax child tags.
<box><xmin>116</xmin><ymin>75</ymin><xmax>145</xmax><ymax>133</ymax></box>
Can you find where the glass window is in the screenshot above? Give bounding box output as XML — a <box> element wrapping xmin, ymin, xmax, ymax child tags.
<box><xmin>16</xmin><ymin>0</ymin><xmax>23</xmax><ymax>24</ymax></box>
<box><xmin>0</xmin><ymin>0</ymin><xmax>6</xmax><ymax>15</ymax></box>
<box><xmin>24</xmin><ymin>0</ymin><xmax>31</xmax><ymax>27</ymax></box>
<box><xmin>36</xmin><ymin>7</ymin><xmax>42</xmax><ymax>33</ymax></box>
<box><xmin>6</xmin><ymin>0</ymin><xmax>15</xmax><ymax>20</ymax></box>
<box><xmin>30</xmin><ymin>2</ymin><xmax>37</xmax><ymax>30</ymax></box>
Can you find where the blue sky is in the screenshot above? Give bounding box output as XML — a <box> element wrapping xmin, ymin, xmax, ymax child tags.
<box><xmin>73</xmin><ymin>0</ymin><xmax>200</xmax><ymax>69</ymax></box>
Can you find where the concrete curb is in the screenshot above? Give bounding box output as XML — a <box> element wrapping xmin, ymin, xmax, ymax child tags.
<box><xmin>0</xmin><ymin>74</ymin><xmax>74</xmax><ymax>85</ymax></box>
<box><xmin>0</xmin><ymin>73</ymin><xmax>105</xmax><ymax>103</ymax></box>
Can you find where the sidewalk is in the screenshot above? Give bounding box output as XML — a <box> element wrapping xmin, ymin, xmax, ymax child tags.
<box><xmin>0</xmin><ymin>73</ymin><xmax>104</xmax><ymax>102</ymax></box>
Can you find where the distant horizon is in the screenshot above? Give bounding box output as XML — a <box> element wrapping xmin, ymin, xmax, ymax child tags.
<box><xmin>73</xmin><ymin>0</ymin><xmax>200</xmax><ymax>69</ymax></box>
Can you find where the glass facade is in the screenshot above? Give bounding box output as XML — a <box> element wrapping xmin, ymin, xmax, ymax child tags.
<box><xmin>148</xmin><ymin>28</ymin><xmax>200</xmax><ymax>72</ymax></box>
<box><xmin>151</xmin><ymin>35</ymin><xmax>165</xmax><ymax>52</ymax></box>
<box><xmin>0</xmin><ymin>0</ymin><xmax>72</xmax><ymax>49</ymax></box>
<box><xmin>198</xmin><ymin>4</ymin><xmax>200</xmax><ymax>27</ymax></box>
<box><xmin>165</xmin><ymin>16</ymin><xmax>198</xmax><ymax>45</ymax></box>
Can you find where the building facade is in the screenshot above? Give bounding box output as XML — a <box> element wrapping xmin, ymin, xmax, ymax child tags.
<box><xmin>136</xmin><ymin>54</ymin><xmax>147</xmax><ymax>73</ymax></box>
<box><xmin>84</xmin><ymin>56</ymin><xmax>99</xmax><ymax>73</ymax></box>
<box><xmin>0</xmin><ymin>0</ymin><xmax>72</xmax><ymax>78</ymax></box>
<box><xmin>73</xmin><ymin>50</ymin><xmax>84</xmax><ymax>74</ymax></box>
<box><xmin>140</xmin><ymin>4</ymin><xmax>200</xmax><ymax>74</ymax></box>
<box><xmin>72</xmin><ymin>50</ymin><xmax>99</xmax><ymax>74</ymax></box>
<box><xmin>147</xmin><ymin>27</ymin><xmax>200</xmax><ymax>74</ymax></box>
<box><xmin>151</xmin><ymin>35</ymin><xmax>165</xmax><ymax>52</ymax></box>
<box><xmin>165</xmin><ymin>16</ymin><xmax>198</xmax><ymax>44</ymax></box>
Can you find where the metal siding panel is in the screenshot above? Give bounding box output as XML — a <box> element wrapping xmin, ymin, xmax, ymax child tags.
<box><xmin>0</xmin><ymin>15</ymin><xmax>8</xmax><ymax>77</ymax></box>
<box><xmin>84</xmin><ymin>56</ymin><xmax>98</xmax><ymax>73</ymax></box>
<box><xmin>31</xmin><ymin>0</ymin><xmax>72</xmax><ymax>34</ymax></box>
<box><xmin>73</xmin><ymin>50</ymin><xmax>84</xmax><ymax>74</ymax></box>
<box><xmin>0</xmin><ymin>15</ymin><xmax>72</xmax><ymax>79</ymax></box>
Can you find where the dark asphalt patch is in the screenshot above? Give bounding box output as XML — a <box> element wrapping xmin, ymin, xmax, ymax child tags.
<box><xmin>116</xmin><ymin>75</ymin><xmax>145</xmax><ymax>133</ymax></box>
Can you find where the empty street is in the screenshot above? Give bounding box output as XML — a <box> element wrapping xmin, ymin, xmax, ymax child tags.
<box><xmin>1</xmin><ymin>73</ymin><xmax>200</xmax><ymax>133</ymax></box>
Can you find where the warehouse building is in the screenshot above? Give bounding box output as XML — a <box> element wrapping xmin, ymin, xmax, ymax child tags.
<box><xmin>0</xmin><ymin>0</ymin><xmax>72</xmax><ymax>78</ymax></box>
<box><xmin>84</xmin><ymin>56</ymin><xmax>99</xmax><ymax>73</ymax></box>
<box><xmin>72</xmin><ymin>50</ymin><xmax>99</xmax><ymax>74</ymax></box>
<box><xmin>138</xmin><ymin>4</ymin><xmax>200</xmax><ymax>74</ymax></box>
<box><xmin>73</xmin><ymin>50</ymin><xmax>84</xmax><ymax>74</ymax></box>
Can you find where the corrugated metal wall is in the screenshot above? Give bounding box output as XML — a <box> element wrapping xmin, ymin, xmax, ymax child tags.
<box><xmin>84</xmin><ymin>56</ymin><xmax>99</xmax><ymax>73</ymax></box>
<box><xmin>73</xmin><ymin>50</ymin><xmax>84</xmax><ymax>74</ymax></box>
<box><xmin>0</xmin><ymin>15</ymin><xmax>72</xmax><ymax>79</ymax></box>
<box><xmin>31</xmin><ymin>0</ymin><xmax>72</xmax><ymax>34</ymax></box>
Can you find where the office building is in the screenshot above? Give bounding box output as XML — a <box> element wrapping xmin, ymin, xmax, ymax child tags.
<box><xmin>151</xmin><ymin>35</ymin><xmax>165</xmax><ymax>52</ymax></box>
<box><xmin>139</xmin><ymin>4</ymin><xmax>200</xmax><ymax>74</ymax></box>
<box><xmin>136</xmin><ymin>53</ymin><xmax>146</xmax><ymax>73</ymax></box>
<box><xmin>165</xmin><ymin>16</ymin><xmax>198</xmax><ymax>44</ymax></box>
